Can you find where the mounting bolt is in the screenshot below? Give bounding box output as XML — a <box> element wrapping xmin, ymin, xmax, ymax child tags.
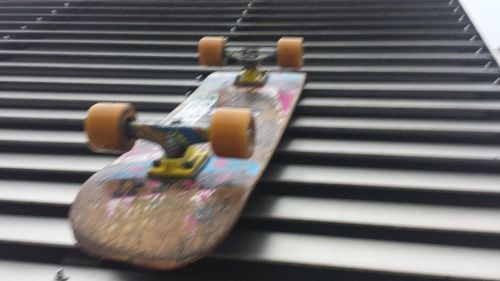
<box><xmin>54</xmin><ymin>268</ymin><xmax>69</xmax><ymax>281</ymax></box>
<box><xmin>182</xmin><ymin>161</ymin><xmax>194</xmax><ymax>169</ymax></box>
<box><xmin>171</xmin><ymin>118</ymin><xmax>182</xmax><ymax>125</ymax></box>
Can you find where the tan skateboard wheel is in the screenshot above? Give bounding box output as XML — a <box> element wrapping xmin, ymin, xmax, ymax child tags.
<box><xmin>210</xmin><ymin>107</ymin><xmax>255</xmax><ymax>158</ymax></box>
<box><xmin>277</xmin><ymin>37</ymin><xmax>303</xmax><ymax>68</ymax></box>
<box><xmin>199</xmin><ymin>36</ymin><xmax>225</xmax><ymax>66</ymax></box>
<box><xmin>85</xmin><ymin>102</ymin><xmax>137</xmax><ymax>153</ymax></box>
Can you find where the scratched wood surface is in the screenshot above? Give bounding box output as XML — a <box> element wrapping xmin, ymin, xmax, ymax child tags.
<box><xmin>70</xmin><ymin>71</ymin><xmax>306</xmax><ymax>269</ymax></box>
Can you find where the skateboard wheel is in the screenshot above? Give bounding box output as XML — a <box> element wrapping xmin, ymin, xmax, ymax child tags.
<box><xmin>199</xmin><ymin>36</ymin><xmax>225</xmax><ymax>66</ymax></box>
<box><xmin>210</xmin><ymin>107</ymin><xmax>255</xmax><ymax>158</ymax></box>
<box><xmin>85</xmin><ymin>102</ymin><xmax>136</xmax><ymax>153</ymax></box>
<box><xmin>277</xmin><ymin>37</ymin><xmax>303</xmax><ymax>68</ymax></box>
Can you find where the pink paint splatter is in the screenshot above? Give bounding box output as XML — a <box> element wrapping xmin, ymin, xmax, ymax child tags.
<box><xmin>106</xmin><ymin>200</ymin><xmax>120</xmax><ymax>218</ymax></box>
<box><xmin>182</xmin><ymin>179</ymin><xmax>194</xmax><ymax>189</ymax></box>
<box><xmin>128</xmin><ymin>165</ymin><xmax>144</xmax><ymax>172</ymax></box>
<box><xmin>213</xmin><ymin>158</ymin><xmax>227</xmax><ymax>168</ymax></box>
<box><xmin>199</xmin><ymin>190</ymin><xmax>215</xmax><ymax>201</ymax></box>
<box><xmin>191</xmin><ymin>189</ymin><xmax>215</xmax><ymax>203</ymax></box>
<box><xmin>184</xmin><ymin>214</ymin><xmax>198</xmax><ymax>236</ymax></box>
<box><xmin>217</xmin><ymin>172</ymin><xmax>232</xmax><ymax>185</ymax></box>
<box><xmin>146</xmin><ymin>180</ymin><xmax>161</xmax><ymax>191</ymax></box>
<box><xmin>278</xmin><ymin>91</ymin><xmax>297</xmax><ymax>114</ymax></box>
<box><xmin>122</xmin><ymin>197</ymin><xmax>134</xmax><ymax>208</ymax></box>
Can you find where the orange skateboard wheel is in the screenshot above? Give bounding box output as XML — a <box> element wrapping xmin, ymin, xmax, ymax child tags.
<box><xmin>85</xmin><ymin>102</ymin><xmax>137</xmax><ymax>153</ymax></box>
<box><xmin>198</xmin><ymin>36</ymin><xmax>225</xmax><ymax>66</ymax></box>
<box><xmin>210</xmin><ymin>107</ymin><xmax>255</xmax><ymax>158</ymax></box>
<box><xmin>277</xmin><ymin>37</ymin><xmax>303</xmax><ymax>68</ymax></box>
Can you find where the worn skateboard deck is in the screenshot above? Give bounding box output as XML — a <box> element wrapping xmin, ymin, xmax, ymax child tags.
<box><xmin>70</xmin><ymin>71</ymin><xmax>306</xmax><ymax>269</ymax></box>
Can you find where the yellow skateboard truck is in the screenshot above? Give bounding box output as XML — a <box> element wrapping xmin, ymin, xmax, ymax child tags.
<box><xmin>149</xmin><ymin>145</ymin><xmax>209</xmax><ymax>178</ymax></box>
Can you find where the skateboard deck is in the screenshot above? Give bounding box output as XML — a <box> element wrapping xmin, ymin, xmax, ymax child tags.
<box><xmin>70</xmin><ymin>71</ymin><xmax>306</xmax><ymax>268</ymax></box>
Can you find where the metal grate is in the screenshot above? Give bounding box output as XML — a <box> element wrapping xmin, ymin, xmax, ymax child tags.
<box><xmin>1</xmin><ymin>0</ymin><xmax>500</xmax><ymax>280</ymax></box>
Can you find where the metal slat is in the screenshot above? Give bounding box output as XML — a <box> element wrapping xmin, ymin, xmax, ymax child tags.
<box><xmin>2</xmin><ymin>107</ymin><xmax>500</xmax><ymax>137</ymax></box>
<box><xmin>0</xmin><ymin>5</ymin><xmax>456</xmax><ymax>13</ymax></box>
<box><xmin>0</xmin><ymin>51</ymin><xmax>492</xmax><ymax>67</ymax></box>
<box><xmin>1</xmin><ymin>77</ymin><xmax>500</xmax><ymax>99</ymax></box>
<box><xmin>0</xmin><ymin>29</ymin><xmax>478</xmax><ymax>40</ymax></box>
<box><xmin>0</xmin><ymin>20</ymin><xmax>472</xmax><ymax>31</ymax></box>
<box><xmin>239</xmin><ymin>21</ymin><xmax>469</xmax><ymax>30</ymax></box>
<box><xmin>0</xmin><ymin>75</ymin><xmax>197</xmax><ymax>93</ymax></box>
<box><xmin>0</xmin><ymin>62</ymin><xmax>496</xmax><ymax>83</ymax></box>
<box><xmin>0</xmin><ymin>39</ymin><xmax>484</xmax><ymax>53</ymax></box>
<box><xmin>298</xmin><ymin>97</ymin><xmax>500</xmax><ymax>118</ymax></box>
<box><xmin>0</xmin><ymin>7</ymin><xmax>249</xmax><ymax>14</ymax></box>
<box><xmin>2</xmin><ymin>215</ymin><xmax>500</xmax><ymax>281</ymax></box>
<box><xmin>0</xmin><ymin>20</ymin><xmax>235</xmax><ymax>28</ymax></box>
<box><xmin>0</xmin><ymin>261</ymin><xmax>216</xmax><ymax>281</ymax></box>
<box><xmin>3</xmin><ymin>178</ymin><xmax>500</xmax><ymax>250</ymax></box>
<box><xmin>0</xmin><ymin>76</ymin><xmax>499</xmax><ymax>99</ymax></box>
<box><xmin>2</xmin><ymin>150</ymin><xmax>500</xmax><ymax>196</ymax></box>
<box><xmin>4</xmin><ymin>128</ymin><xmax>500</xmax><ymax>172</ymax></box>
<box><xmin>3</xmin><ymin>91</ymin><xmax>500</xmax><ymax>116</ymax></box>
<box><xmin>244</xmin><ymin>12</ymin><xmax>462</xmax><ymax>21</ymax></box>
<box><xmin>304</xmin><ymin>82</ymin><xmax>500</xmax><ymax>99</ymax></box>
<box><xmin>0</xmin><ymin>13</ymin><xmax>242</xmax><ymax>22</ymax></box>
<box><xmin>3</xmin><ymin>177</ymin><xmax>500</xmax><ymax>238</ymax></box>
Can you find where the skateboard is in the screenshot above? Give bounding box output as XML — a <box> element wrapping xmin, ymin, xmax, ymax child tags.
<box><xmin>69</xmin><ymin>36</ymin><xmax>306</xmax><ymax>269</ymax></box>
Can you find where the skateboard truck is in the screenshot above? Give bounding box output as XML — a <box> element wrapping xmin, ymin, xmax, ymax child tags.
<box><xmin>84</xmin><ymin>104</ymin><xmax>255</xmax><ymax>178</ymax></box>
<box><xmin>228</xmin><ymin>47</ymin><xmax>270</xmax><ymax>86</ymax></box>
<box><xmin>199</xmin><ymin>36</ymin><xmax>303</xmax><ymax>86</ymax></box>
<box><xmin>130</xmin><ymin>123</ymin><xmax>210</xmax><ymax>177</ymax></box>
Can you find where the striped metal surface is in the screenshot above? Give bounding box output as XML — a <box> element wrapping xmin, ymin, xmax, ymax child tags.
<box><xmin>1</xmin><ymin>0</ymin><xmax>500</xmax><ymax>280</ymax></box>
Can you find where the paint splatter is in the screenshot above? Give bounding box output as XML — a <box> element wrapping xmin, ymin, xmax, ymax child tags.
<box><xmin>190</xmin><ymin>189</ymin><xmax>215</xmax><ymax>203</ymax></box>
<box><xmin>278</xmin><ymin>90</ymin><xmax>297</xmax><ymax>114</ymax></box>
<box><xmin>213</xmin><ymin>158</ymin><xmax>227</xmax><ymax>168</ymax></box>
<box><xmin>184</xmin><ymin>214</ymin><xmax>198</xmax><ymax>237</ymax></box>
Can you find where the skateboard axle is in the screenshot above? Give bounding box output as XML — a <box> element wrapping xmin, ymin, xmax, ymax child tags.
<box><xmin>226</xmin><ymin>47</ymin><xmax>274</xmax><ymax>86</ymax></box>
<box><xmin>130</xmin><ymin>122</ymin><xmax>209</xmax><ymax>158</ymax></box>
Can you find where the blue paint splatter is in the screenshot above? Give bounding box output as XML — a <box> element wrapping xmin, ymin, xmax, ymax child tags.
<box><xmin>201</xmin><ymin>156</ymin><xmax>260</xmax><ymax>177</ymax></box>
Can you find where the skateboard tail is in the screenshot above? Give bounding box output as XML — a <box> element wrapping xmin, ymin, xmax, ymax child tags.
<box><xmin>70</xmin><ymin>173</ymin><xmax>247</xmax><ymax>269</ymax></box>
